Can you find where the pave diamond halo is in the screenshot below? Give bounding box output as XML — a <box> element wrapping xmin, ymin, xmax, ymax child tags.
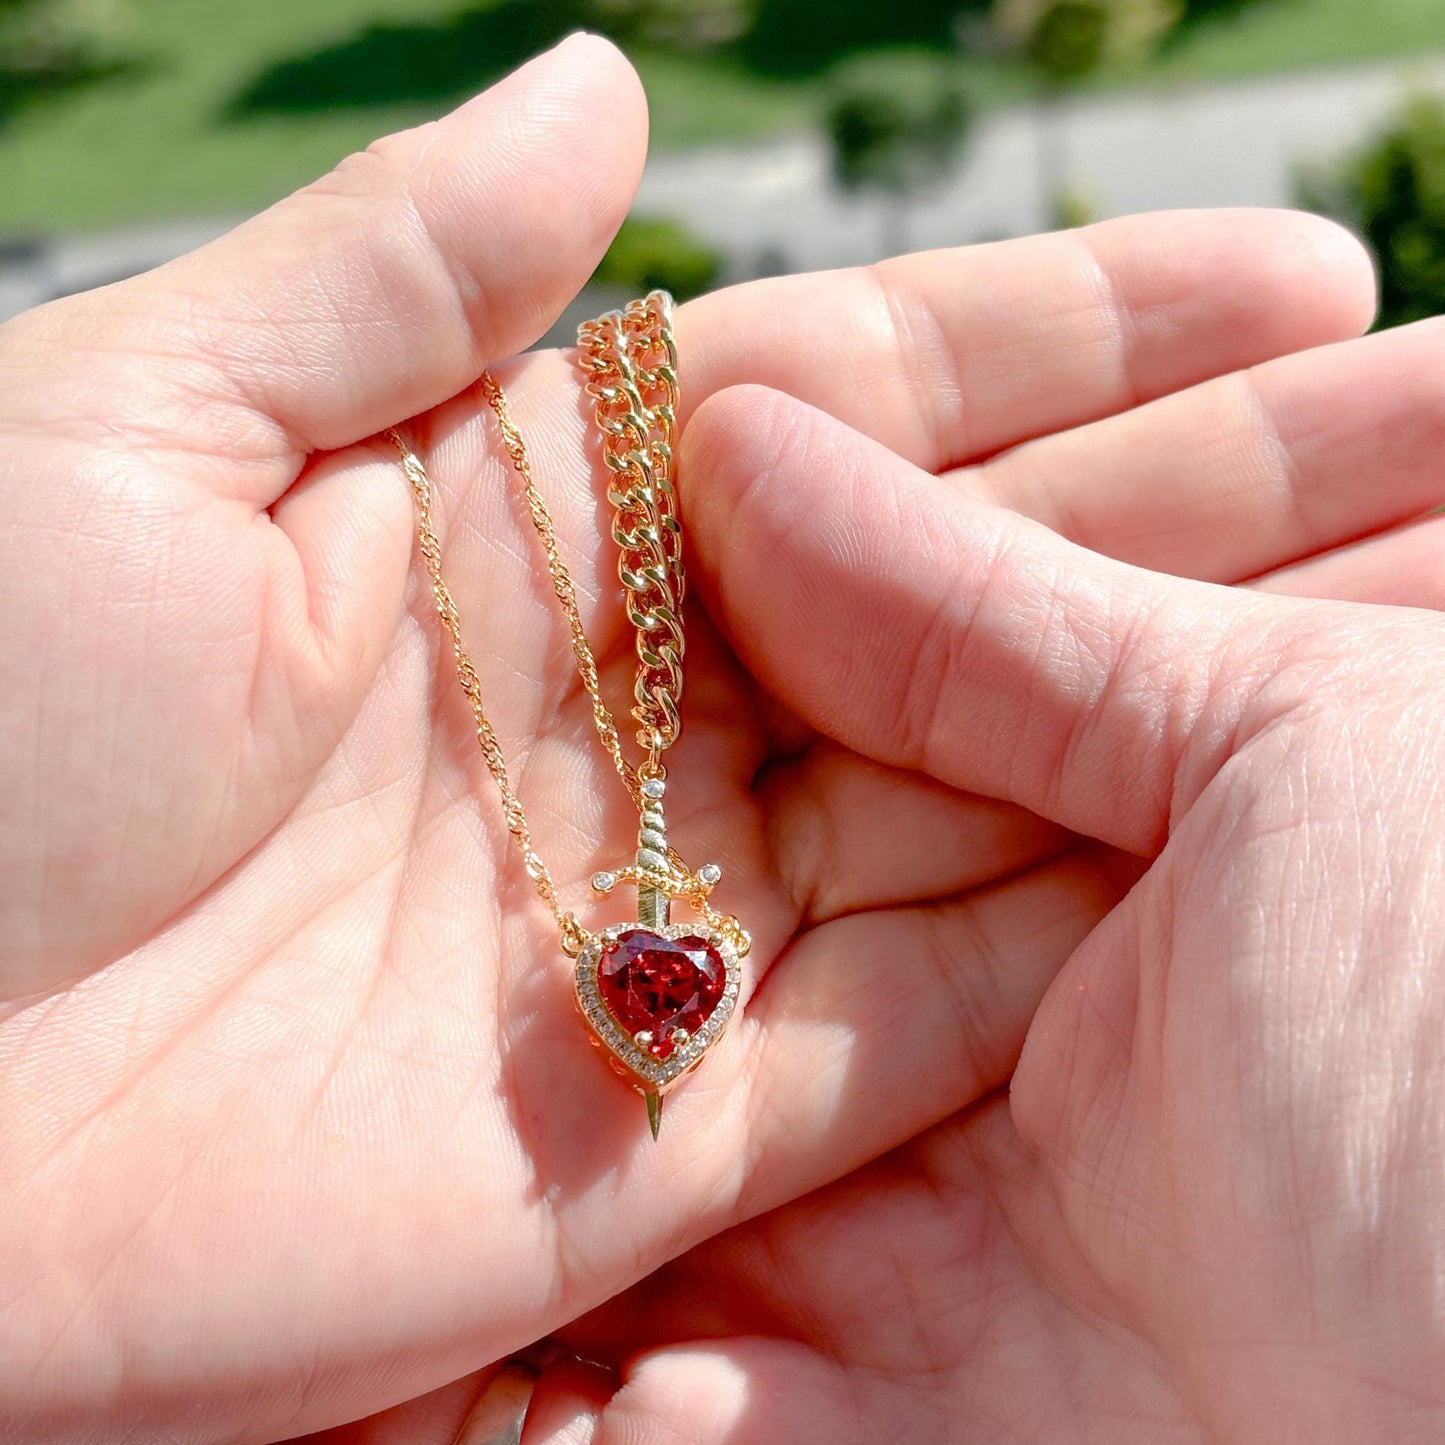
<box><xmin>575</xmin><ymin>922</ymin><xmax>743</xmax><ymax>1096</ymax></box>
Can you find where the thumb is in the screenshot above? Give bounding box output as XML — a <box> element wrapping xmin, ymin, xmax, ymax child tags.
<box><xmin>584</xmin><ymin>1340</ymin><xmax>855</xmax><ymax>1445</ymax></box>
<box><xmin>2</xmin><ymin>32</ymin><xmax>647</xmax><ymax>490</ymax></box>
<box><xmin>0</xmin><ymin>36</ymin><xmax>646</xmax><ymax>995</ymax></box>
<box><xmin>683</xmin><ymin>385</ymin><xmax>1314</xmax><ymax>856</ymax></box>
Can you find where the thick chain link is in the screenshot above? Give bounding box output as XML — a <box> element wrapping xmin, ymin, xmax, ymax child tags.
<box><xmin>577</xmin><ymin>291</ymin><xmax>685</xmax><ymax>767</ymax></box>
<box><xmin>385</xmin><ymin>290</ymin><xmax>724</xmax><ymax>957</ymax></box>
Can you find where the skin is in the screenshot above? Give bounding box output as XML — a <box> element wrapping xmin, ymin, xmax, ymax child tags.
<box><xmin>3</xmin><ymin>33</ymin><xmax>1445</xmax><ymax>1445</ymax></box>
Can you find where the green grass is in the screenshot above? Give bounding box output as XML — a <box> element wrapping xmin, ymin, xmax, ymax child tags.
<box><xmin>0</xmin><ymin>0</ymin><xmax>1440</xmax><ymax>234</ymax></box>
<box><xmin>0</xmin><ymin>0</ymin><xmax>842</xmax><ymax>232</ymax></box>
<box><xmin>1147</xmin><ymin>0</ymin><xmax>1445</xmax><ymax>85</ymax></box>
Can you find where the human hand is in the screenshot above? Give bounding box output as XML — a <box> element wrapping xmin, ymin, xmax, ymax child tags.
<box><xmin>0</xmin><ymin>34</ymin><xmax>1409</xmax><ymax>1445</ymax></box>
<box><xmin>512</xmin><ymin>278</ymin><xmax>1445</xmax><ymax>1442</ymax></box>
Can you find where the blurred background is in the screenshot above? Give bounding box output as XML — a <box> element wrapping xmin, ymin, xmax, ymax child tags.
<box><xmin>2</xmin><ymin>6</ymin><xmax>1439</xmax><ymax>1440</ymax></box>
<box><xmin>1</xmin><ymin>0</ymin><xmax>1443</xmax><ymax>331</ymax></box>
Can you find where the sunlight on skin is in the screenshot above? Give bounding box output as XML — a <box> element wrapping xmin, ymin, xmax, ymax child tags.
<box><xmin>6</xmin><ymin>31</ymin><xmax>1445</xmax><ymax>1445</ymax></box>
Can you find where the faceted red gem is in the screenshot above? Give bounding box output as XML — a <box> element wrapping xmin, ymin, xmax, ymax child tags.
<box><xmin>598</xmin><ymin>929</ymin><xmax>726</xmax><ymax>1059</ymax></box>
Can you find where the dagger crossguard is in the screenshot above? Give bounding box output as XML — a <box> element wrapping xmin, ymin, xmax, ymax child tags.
<box><xmin>586</xmin><ymin>776</ymin><xmax>749</xmax><ymax>957</ymax></box>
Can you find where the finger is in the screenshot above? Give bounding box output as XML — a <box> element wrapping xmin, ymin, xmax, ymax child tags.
<box><xmin>684</xmin><ymin>386</ymin><xmax>1283</xmax><ymax>855</ymax></box>
<box><xmin>761</xmin><ymin>741</ymin><xmax>1067</xmax><ymax>925</ymax></box>
<box><xmin>1251</xmin><ymin>513</ymin><xmax>1445</xmax><ymax>609</ymax></box>
<box><xmin>725</xmin><ymin>849</ymin><xmax>1131</xmax><ymax>1212</ymax></box>
<box><xmin>960</xmin><ymin>318</ymin><xmax>1445</xmax><ymax>584</ymax></box>
<box><xmin>522</xmin><ymin>1359</ymin><xmax>615</xmax><ymax>1445</ymax></box>
<box><xmin>283</xmin><ymin>1364</ymin><xmax>511</xmax><ymax>1444</ymax></box>
<box><xmin>561</xmin><ymin>1106</ymin><xmax>1016</xmax><ymax>1368</ymax></box>
<box><xmin>590</xmin><ymin>1340</ymin><xmax>854</xmax><ymax>1445</ymax></box>
<box><xmin>0</xmin><ymin>34</ymin><xmax>646</xmax><ymax>493</ymax></box>
<box><xmin>678</xmin><ymin>208</ymin><xmax>1374</xmax><ymax>472</ymax></box>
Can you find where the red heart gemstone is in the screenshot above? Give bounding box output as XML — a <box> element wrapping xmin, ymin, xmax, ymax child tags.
<box><xmin>598</xmin><ymin>928</ymin><xmax>727</xmax><ymax>1059</ymax></box>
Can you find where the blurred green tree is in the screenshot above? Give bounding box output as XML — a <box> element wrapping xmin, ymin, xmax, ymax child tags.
<box><xmin>825</xmin><ymin>52</ymin><xmax>975</xmax><ymax>257</ymax></box>
<box><xmin>742</xmin><ymin>0</ymin><xmax>988</xmax><ymax>75</ymax></box>
<box><xmin>0</xmin><ymin>0</ymin><xmax>122</xmax><ymax>64</ymax></box>
<box><xmin>992</xmin><ymin>0</ymin><xmax>1180</xmax><ymax>225</ymax></box>
<box><xmin>593</xmin><ymin>215</ymin><xmax>722</xmax><ymax>301</ymax></box>
<box><xmin>0</xmin><ymin>0</ymin><xmax>131</xmax><ymax>128</ymax></box>
<box><xmin>994</xmin><ymin>0</ymin><xmax>1179</xmax><ymax>82</ymax></box>
<box><xmin>1299</xmin><ymin>94</ymin><xmax>1445</xmax><ymax>331</ymax></box>
<box><xmin>1172</xmin><ymin>0</ymin><xmax>1273</xmax><ymax>32</ymax></box>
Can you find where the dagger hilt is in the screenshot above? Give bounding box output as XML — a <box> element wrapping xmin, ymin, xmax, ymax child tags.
<box><xmin>635</xmin><ymin>775</ymin><xmax>670</xmax><ymax>930</ymax></box>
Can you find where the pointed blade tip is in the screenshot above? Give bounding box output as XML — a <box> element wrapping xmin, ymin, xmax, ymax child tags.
<box><xmin>646</xmin><ymin>1091</ymin><xmax>662</xmax><ymax>1141</ymax></box>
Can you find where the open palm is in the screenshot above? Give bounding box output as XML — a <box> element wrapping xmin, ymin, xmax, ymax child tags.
<box><xmin>4</xmin><ymin>35</ymin><xmax>1441</xmax><ymax>1445</ymax></box>
<box><xmin>517</xmin><ymin>208</ymin><xmax>1445</xmax><ymax>1445</ymax></box>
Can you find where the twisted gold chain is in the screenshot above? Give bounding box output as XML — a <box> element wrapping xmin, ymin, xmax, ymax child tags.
<box><xmin>389</xmin><ymin>423</ymin><xmax>591</xmax><ymax>955</ymax></box>
<box><xmin>475</xmin><ymin>371</ymin><xmax>645</xmax><ymax>806</ymax></box>
<box><xmin>386</xmin><ymin>292</ymin><xmax>728</xmax><ymax>957</ymax></box>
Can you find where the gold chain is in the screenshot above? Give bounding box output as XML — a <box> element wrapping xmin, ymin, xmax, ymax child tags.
<box><xmin>389</xmin><ymin>425</ymin><xmax>588</xmax><ymax>957</ymax></box>
<box><xmin>385</xmin><ymin>294</ymin><xmax>742</xmax><ymax>958</ymax></box>
<box><xmin>474</xmin><ymin>371</ymin><xmax>644</xmax><ymax>808</ymax></box>
<box><xmin>577</xmin><ymin>292</ymin><xmax>686</xmax><ymax>766</ymax></box>
<box><xmin>389</xmin><ymin>294</ymin><xmax>748</xmax><ymax>959</ymax></box>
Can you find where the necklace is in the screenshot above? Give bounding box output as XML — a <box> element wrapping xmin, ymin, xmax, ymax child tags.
<box><xmin>389</xmin><ymin>291</ymin><xmax>748</xmax><ymax>1140</ymax></box>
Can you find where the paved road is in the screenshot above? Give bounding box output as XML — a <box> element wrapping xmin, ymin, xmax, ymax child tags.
<box><xmin>637</xmin><ymin>50</ymin><xmax>1445</xmax><ymax>277</ymax></box>
<box><xmin>4</xmin><ymin>50</ymin><xmax>1445</xmax><ymax>323</ymax></box>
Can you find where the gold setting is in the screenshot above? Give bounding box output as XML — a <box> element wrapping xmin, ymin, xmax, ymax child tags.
<box><xmin>573</xmin><ymin>921</ymin><xmax>743</xmax><ymax>1093</ymax></box>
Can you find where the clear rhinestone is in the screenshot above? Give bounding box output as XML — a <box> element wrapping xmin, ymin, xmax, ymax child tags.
<box><xmin>698</xmin><ymin>862</ymin><xmax>722</xmax><ymax>887</ymax></box>
<box><xmin>591</xmin><ymin>870</ymin><xmax>617</xmax><ymax>894</ymax></box>
<box><xmin>641</xmin><ymin>777</ymin><xmax>666</xmax><ymax>799</ymax></box>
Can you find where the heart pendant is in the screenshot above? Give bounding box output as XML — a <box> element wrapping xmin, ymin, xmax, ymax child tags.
<box><xmin>574</xmin><ymin>923</ymin><xmax>742</xmax><ymax>1095</ymax></box>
